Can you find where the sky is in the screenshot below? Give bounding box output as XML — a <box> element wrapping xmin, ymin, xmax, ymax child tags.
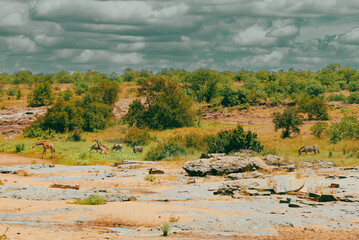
<box><xmin>0</xmin><ymin>0</ymin><xmax>359</xmax><ymax>74</ymax></box>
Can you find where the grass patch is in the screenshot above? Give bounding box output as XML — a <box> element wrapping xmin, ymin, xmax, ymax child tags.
<box><xmin>73</xmin><ymin>195</ymin><xmax>107</xmax><ymax>205</ymax></box>
<box><xmin>144</xmin><ymin>174</ymin><xmax>156</xmax><ymax>182</ymax></box>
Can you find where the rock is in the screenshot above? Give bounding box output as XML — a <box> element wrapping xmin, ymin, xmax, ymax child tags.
<box><xmin>148</xmin><ymin>168</ymin><xmax>165</xmax><ymax>175</ymax></box>
<box><xmin>200</xmin><ymin>153</ymin><xmax>225</xmax><ymax>159</ymax></box>
<box><xmin>288</xmin><ymin>203</ymin><xmax>301</xmax><ymax>208</ymax></box>
<box><xmin>308</xmin><ymin>192</ymin><xmax>321</xmax><ymax>199</ymax></box>
<box><xmin>183</xmin><ymin>156</ymin><xmax>271</xmax><ymax>177</ymax></box>
<box><xmin>318</xmin><ymin>194</ymin><xmax>338</xmax><ymax>202</ymax></box>
<box><xmin>244</xmin><ymin>190</ymin><xmax>259</xmax><ymax>196</ymax></box>
<box><xmin>227</xmin><ymin>173</ymin><xmax>245</xmax><ymax>180</ymax></box>
<box><xmin>272</xmin><ymin>176</ymin><xmax>292</xmax><ymax>194</ymax></box>
<box><xmin>326</xmin><ymin>174</ymin><xmax>336</xmax><ymax>179</ymax></box>
<box><xmin>187</xmin><ymin>178</ymin><xmax>196</xmax><ymax>184</ymax></box>
<box><xmin>338</xmin><ymin>175</ymin><xmax>347</xmax><ymax>179</ymax></box>
<box><xmin>280</xmin><ymin>164</ymin><xmax>296</xmax><ymax>171</ymax></box>
<box><xmin>279</xmin><ymin>198</ymin><xmax>291</xmax><ymax>204</ymax></box>
<box><xmin>329</xmin><ymin>183</ymin><xmax>339</xmax><ymax>188</ymax></box>
<box><xmin>214</xmin><ymin>181</ymin><xmax>259</xmax><ymax>195</ymax></box>
<box><xmin>315</xmin><ymin>160</ymin><xmax>336</xmax><ymax>168</ymax></box>
<box><xmin>302</xmin><ymin>162</ymin><xmax>314</xmax><ymax>168</ymax></box>
<box><xmin>182</xmin><ymin>159</ymin><xmax>212</xmax><ymax>177</ymax></box>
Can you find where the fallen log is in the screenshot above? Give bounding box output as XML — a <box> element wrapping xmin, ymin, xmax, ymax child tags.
<box><xmin>50</xmin><ymin>184</ymin><xmax>80</xmax><ymax>190</ymax></box>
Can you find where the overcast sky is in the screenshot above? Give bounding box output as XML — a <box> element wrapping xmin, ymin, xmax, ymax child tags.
<box><xmin>1</xmin><ymin>0</ymin><xmax>359</xmax><ymax>74</ymax></box>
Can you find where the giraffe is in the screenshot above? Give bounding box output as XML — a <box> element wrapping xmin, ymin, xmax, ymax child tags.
<box><xmin>93</xmin><ymin>138</ymin><xmax>108</xmax><ymax>155</ymax></box>
<box><xmin>32</xmin><ymin>141</ymin><xmax>55</xmax><ymax>158</ymax></box>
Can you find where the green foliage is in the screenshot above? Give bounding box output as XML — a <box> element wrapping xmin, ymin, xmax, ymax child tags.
<box><xmin>327</xmin><ymin>93</ymin><xmax>346</xmax><ymax>102</ymax></box>
<box><xmin>310</xmin><ymin>122</ymin><xmax>328</xmax><ymax>138</ymax></box>
<box><xmin>220</xmin><ymin>86</ymin><xmax>247</xmax><ymax>107</ymax></box>
<box><xmin>28</xmin><ymin>81</ymin><xmax>53</xmax><ymax>107</ymax></box>
<box><xmin>327</xmin><ymin>115</ymin><xmax>359</xmax><ymax>144</ymax></box>
<box><xmin>145</xmin><ymin>138</ymin><xmax>186</xmax><ymax>161</ymax></box>
<box><xmin>124</xmin><ymin>128</ymin><xmax>151</xmax><ymax>146</ymax></box>
<box><xmin>67</xmin><ymin>128</ymin><xmax>83</xmax><ymax>142</ymax></box>
<box><xmin>58</xmin><ymin>89</ymin><xmax>74</xmax><ymax>101</ymax></box>
<box><xmin>124</xmin><ymin>77</ymin><xmax>195</xmax><ymax>130</ymax></box>
<box><xmin>346</xmin><ymin>93</ymin><xmax>359</xmax><ymax>104</ymax></box>
<box><xmin>161</xmin><ymin>223</ymin><xmax>171</xmax><ymax>236</ymax></box>
<box><xmin>15</xmin><ymin>143</ymin><xmax>25</xmax><ymax>153</ymax></box>
<box><xmin>144</xmin><ymin>174</ymin><xmax>156</xmax><ymax>182</ymax></box>
<box><xmin>6</xmin><ymin>87</ymin><xmax>21</xmax><ymax>97</ymax></box>
<box><xmin>74</xmin><ymin>195</ymin><xmax>107</xmax><ymax>205</ymax></box>
<box><xmin>88</xmin><ymin>81</ymin><xmax>120</xmax><ymax>105</ymax></box>
<box><xmin>273</xmin><ymin>108</ymin><xmax>303</xmax><ymax>138</ymax></box>
<box><xmin>298</xmin><ymin>97</ymin><xmax>329</xmax><ymax>120</ymax></box>
<box><xmin>306</xmin><ymin>83</ymin><xmax>325</xmax><ymax>97</ymax></box>
<box><xmin>185</xmin><ymin>69</ymin><xmax>220</xmax><ymax>102</ymax></box>
<box><xmin>206</xmin><ymin>125</ymin><xmax>263</xmax><ymax>154</ymax></box>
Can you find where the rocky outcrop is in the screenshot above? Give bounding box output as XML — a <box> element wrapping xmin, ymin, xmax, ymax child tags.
<box><xmin>183</xmin><ymin>155</ymin><xmax>271</xmax><ymax>177</ymax></box>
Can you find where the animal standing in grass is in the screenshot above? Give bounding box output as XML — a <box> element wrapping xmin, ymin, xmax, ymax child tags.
<box><xmin>89</xmin><ymin>143</ymin><xmax>107</xmax><ymax>152</ymax></box>
<box><xmin>133</xmin><ymin>146</ymin><xmax>143</xmax><ymax>153</ymax></box>
<box><xmin>299</xmin><ymin>145</ymin><xmax>319</xmax><ymax>155</ymax></box>
<box><xmin>32</xmin><ymin>141</ymin><xmax>55</xmax><ymax>158</ymax></box>
<box><xmin>93</xmin><ymin>138</ymin><xmax>108</xmax><ymax>155</ymax></box>
<box><xmin>112</xmin><ymin>144</ymin><xmax>123</xmax><ymax>151</ymax></box>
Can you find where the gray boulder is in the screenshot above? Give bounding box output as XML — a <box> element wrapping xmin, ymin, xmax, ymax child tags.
<box><xmin>183</xmin><ymin>156</ymin><xmax>271</xmax><ymax>177</ymax></box>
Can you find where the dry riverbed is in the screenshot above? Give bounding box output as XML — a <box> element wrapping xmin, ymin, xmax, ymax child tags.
<box><xmin>0</xmin><ymin>154</ymin><xmax>358</xmax><ymax>239</ymax></box>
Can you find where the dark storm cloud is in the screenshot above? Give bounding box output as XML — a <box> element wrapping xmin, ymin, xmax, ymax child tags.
<box><xmin>0</xmin><ymin>0</ymin><xmax>359</xmax><ymax>73</ymax></box>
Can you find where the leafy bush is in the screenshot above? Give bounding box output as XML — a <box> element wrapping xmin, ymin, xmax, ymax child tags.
<box><xmin>67</xmin><ymin>128</ymin><xmax>83</xmax><ymax>141</ymax></box>
<box><xmin>124</xmin><ymin>77</ymin><xmax>195</xmax><ymax>130</ymax></box>
<box><xmin>327</xmin><ymin>115</ymin><xmax>359</xmax><ymax>143</ymax></box>
<box><xmin>15</xmin><ymin>144</ymin><xmax>25</xmax><ymax>153</ymax></box>
<box><xmin>346</xmin><ymin>93</ymin><xmax>359</xmax><ymax>104</ymax></box>
<box><xmin>6</xmin><ymin>87</ymin><xmax>21</xmax><ymax>98</ymax></box>
<box><xmin>58</xmin><ymin>89</ymin><xmax>74</xmax><ymax>101</ymax></box>
<box><xmin>124</xmin><ymin>128</ymin><xmax>151</xmax><ymax>146</ymax></box>
<box><xmin>327</xmin><ymin>94</ymin><xmax>346</xmax><ymax>102</ymax></box>
<box><xmin>28</xmin><ymin>81</ymin><xmax>53</xmax><ymax>107</ymax></box>
<box><xmin>306</xmin><ymin>84</ymin><xmax>325</xmax><ymax>97</ymax></box>
<box><xmin>206</xmin><ymin>125</ymin><xmax>263</xmax><ymax>153</ymax></box>
<box><xmin>145</xmin><ymin>138</ymin><xmax>186</xmax><ymax>161</ymax></box>
<box><xmin>273</xmin><ymin>108</ymin><xmax>303</xmax><ymax>138</ymax></box>
<box><xmin>184</xmin><ymin>132</ymin><xmax>207</xmax><ymax>150</ymax></box>
<box><xmin>161</xmin><ymin>223</ymin><xmax>171</xmax><ymax>236</ymax></box>
<box><xmin>220</xmin><ymin>86</ymin><xmax>247</xmax><ymax>107</ymax></box>
<box><xmin>74</xmin><ymin>195</ymin><xmax>107</xmax><ymax>205</ymax></box>
<box><xmin>310</xmin><ymin>122</ymin><xmax>328</xmax><ymax>138</ymax></box>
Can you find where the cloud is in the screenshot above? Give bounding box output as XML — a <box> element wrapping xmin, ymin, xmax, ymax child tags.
<box><xmin>4</xmin><ymin>36</ymin><xmax>37</xmax><ymax>53</ymax></box>
<box><xmin>73</xmin><ymin>49</ymin><xmax>144</xmax><ymax>64</ymax></box>
<box><xmin>227</xmin><ymin>50</ymin><xmax>286</xmax><ymax>69</ymax></box>
<box><xmin>234</xmin><ymin>25</ymin><xmax>277</xmax><ymax>47</ymax></box>
<box><xmin>338</xmin><ymin>27</ymin><xmax>359</xmax><ymax>45</ymax></box>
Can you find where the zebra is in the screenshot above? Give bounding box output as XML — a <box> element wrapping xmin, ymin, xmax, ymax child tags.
<box><xmin>299</xmin><ymin>145</ymin><xmax>319</xmax><ymax>155</ymax></box>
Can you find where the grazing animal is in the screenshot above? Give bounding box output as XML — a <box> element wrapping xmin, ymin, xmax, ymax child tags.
<box><xmin>89</xmin><ymin>143</ymin><xmax>107</xmax><ymax>152</ymax></box>
<box><xmin>112</xmin><ymin>144</ymin><xmax>123</xmax><ymax>151</ymax></box>
<box><xmin>133</xmin><ymin>146</ymin><xmax>143</xmax><ymax>153</ymax></box>
<box><xmin>32</xmin><ymin>141</ymin><xmax>55</xmax><ymax>158</ymax></box>
<box><xmin>93</xmin><ymin>138</ymin><xmax>108</xmax><ymax>155</ymax></box>
<box><xmin>299</xmin><ymin>145</ymin><xmax>319</xmax><ymax>156</ymax></box>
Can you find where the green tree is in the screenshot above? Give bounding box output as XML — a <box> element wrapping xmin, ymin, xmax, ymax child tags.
<box><xmin>298</xmin><ymin>97</ymin><xmax>329</xmax><ymax>120</ymax></box>
<box><xmin>185</xmin><ymin>69</ymin><xmax>220</xmax><ymax>102</ymax></box>
<box><xmin>310</xmin><ymin>122</ymin><xmax>328</xmax><ymax>138</ymax></box>
<box><xmin>273</xmin><ymin>108</ymin><xmax>303</xmax><ymax>138</ymax></box>
<box><xmin>124</xmin><ymin>77</ymin><xmax>195</xmax><ymax>130</ymax></box>
<box><xmin>28</xmin><ymin>82</ymin><xmax>53</xmax><ymax>107</ymax></box>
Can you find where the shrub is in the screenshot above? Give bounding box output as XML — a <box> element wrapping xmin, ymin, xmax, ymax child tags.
<box><xmin>6</xmin><ymin>87</ymin><xmax>21</xmax><ymax>97</ymax></box>
<box><xmin>327</xmin><ymin>94</ymin><xmax>346</xmax><ymax>102</ymax></box>
<box><xmin>161</xmin><ymin>223</ymin><xmax>171</xmax><ymax>236</ymax></box>
<box><xmin>220</xmin><ymin>86</ymin><xmax>247</xmax><ymax>107</ymax></box>
<box><xmin>184</xmin><ymin>132</ymin><xmax>207</xmax><ymax>150</ymax></box>
<box><xmin>15</xmin><ymin>143</ymin><xmax>25</xmax><ymax>153</ymax></box>
<box><xmin>346</xmin><ymin>93</ymin><xmax>359</xmax><ymax>104</ymax></box>
<box><xmin>144</xmin><ymin>174</ymin><xmax>156</xmax><ymax>182</ymax></box>
<box><xmin>124</xmin><ymin>128</ymin><xmax>151</xmax><ymax>146</ymax></box>
<box><xmin>74</xmin><ymin>195</ymin><xmax>107</xmax><ymax>205</ymax></box>
<box><xmin>28</xmin><ymin>81</ymin><xmax>53</xmax><ymax>107</ymax></box>
<box><xmin>298</xmin><ymin>97</ymin><xmax>329</xmax><ymax>120</ymax></box>
<box><xmin>310</xmin><ymin>122</ymin><xmax>328</xmax><ymax>138</ymax></box>
<box><xmin>67</xmin><ymin>128</ymin><xmax>83</xmax><ymax>141</ymax></box>
<box><xmin>306</xmin><ymin>84</ymin><xmax>325</xmax><ymax>97</ymax></box>
<box><xmin>327</xmin><ymin>115</ymin><xmax>359</xmax><ymax>143</ymax></box>
<box><xmin>273</xmin><ymin>108</ymin><xmax>303</xmax><ymax>138</ymax></box>
<box><xmin>145</xmin><ymin>138</ymin><xmax>186</xmax><ymax>161</ymax></box>
<box><xmin>206</xmin><ymin>125</ymin><xmax>263</xmax><ymax>154</ymax></box>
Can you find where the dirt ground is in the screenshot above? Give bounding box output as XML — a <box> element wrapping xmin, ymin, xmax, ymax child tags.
<box><xmin>0</xmin><ymin>154</ymin><xmax>358</xmax><ymax>239</ymax></box>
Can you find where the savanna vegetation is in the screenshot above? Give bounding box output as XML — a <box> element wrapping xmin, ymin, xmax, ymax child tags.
<box><xmin>0</xmin><ymin>63</ymin><xmax>358</xmax><ymax>166</ymax></box>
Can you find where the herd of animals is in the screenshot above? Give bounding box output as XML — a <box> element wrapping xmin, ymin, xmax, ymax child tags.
<box><xmin>31</xmin><ymin>139</ymin><xmax>319</xmax><ymax>159</ymax></box>
<box><xmin>31</xmin><ymin>137</ymin><xmax>143</xmax><ymax>158</ymax></box>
